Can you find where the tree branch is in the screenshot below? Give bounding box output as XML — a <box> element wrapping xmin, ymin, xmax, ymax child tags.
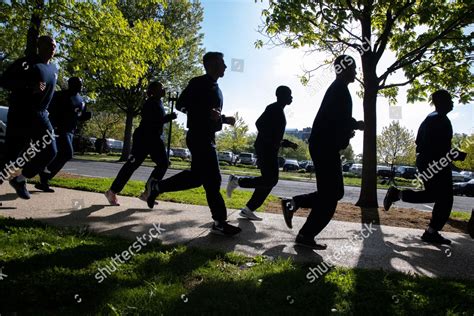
<box><xmin>374</xmin><ymin>0</ymin><xmax>415</xmax><ymax>63</ymax></box>
<box><xmin>379</xmin><ymin>61</ymin><xmax>441</xmax><ymax>90</ymax></box>
<box><xmin>317</xmin><ymin>2</ymin><xmax>364</xmax><ymax>47</ymax></box>
<box><xmin>345</xmin><ymin>0</ymin><xmax>361</xmax><ymax>19</ymax></box>
<box><xmin>379</xmin><ymin>12</ymin><xmax>471</xmax><ymax>83</ymax></box>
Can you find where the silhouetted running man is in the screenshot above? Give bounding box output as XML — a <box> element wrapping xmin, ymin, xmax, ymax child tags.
<box><xmin>226</xmin><ymin>86</ymin><xmax>297</xmax><ymax>220</ymax></box>
<box><xmin>35</xmin><ymin>77</ymin><xmax>91</xmax><ymax>192</ymax></box>
<box><xmin>281</xmin><ymin>55</ymin><xmax>364</xmax><ymax>249</ymax></box>
<box><xmin>0</xmin><ymin>35</ymin><xmax>58</xmax><ymax>199</ymax></box>
<box><xmin>384</xmin><ymin>90</ymin><xmax>467</xmax><ymax>244</ymax></box>
<box><xmin>104</xmin><ymin>81</ymin><xmax>176</xmax><ymax>206</ymax></box>
<box><xmin>146</xmin><ymin>52</ymin><xmax>241</xmax><ymax>236</ymax></box>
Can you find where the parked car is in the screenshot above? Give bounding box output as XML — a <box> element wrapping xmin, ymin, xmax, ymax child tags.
<box><xmin>299</xmin><ymin>160</ymin><xmax>310</xmax><ymax>169</ymax></box>
<box><xmin>218</xmin><ymin>151</ymin><xmax>237</xmax><ymax>165</ymax></box>
<box><xmin>395</xmin><ymin>166</ymin><xmax>417</xmax><ymax>179</ymax></box>
<box><xmin>342</xmin><ymin>162</ymin><xmax>353</xmax><ymax>172</ymax></box>
<box><xmin>0</xmin><ymin>106</ymin><xmax>8</xmax><ymax>160</ymax></box>
<box><xmin>460</xmin><ymin>171</ymin><xmax>474</xmax><ymax>180</ymax></box>
<box><xmin>349</xmin><ymin>163</ymin><xmax>363</xmax><ymax>176</ymax></box>
<box><xmin>452</xmin><ymin>171</ymin><xmax>468</xmax><ymax>183</ymax></box>
<box><xmin>72</xmin><ymin>135</ymin><xmax>95</xmax><ymax>154</ymax></box>
<box><xmin>453</xmin><ymin>179</ymin><xmax>474</xmax><ymax>197</ymax></box>
<box><xmin>377</xmin><ymin>165</ymin><xmax>394</xmax><ymax>178</ymax></box>
<box><xmin>172</xmin><ymin>147</ymin><xmax>191</xmax><ymax>160</ymax></box>
<box><xmin>283</xmin><ymin>159</ymin><xmax>300</xmax><ymax>172</ymax></box>
<box><xmin>237</xmin><ymin>152</ymin><xmax>256</xmax><ymax>165</ymax></box>
<box><xmin>106</xmin><ymin>138</ymin><xmax>124</xmax><ymax>153</ymax></box>
<box><xmin>278</xmin><ymin>156</ymin><xmax>286</xmax><ymax>168</ymax></box>
<box><xmin>299</xmin><ymin>160</ymin><xmax>314</xmax><ymax>172</ymax></box>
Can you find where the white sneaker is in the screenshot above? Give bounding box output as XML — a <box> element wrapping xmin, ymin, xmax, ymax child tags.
<box><xmin>239</xmin><ymin>207</ymin><xmax>263</xmax><ymax>221</ymax></box>
<box><xmin>226</xmin><ymin>174</ymin><xmax>239</xmax><ymax>198</ymax></box>
<box><xmin>105</xmin><ymin>189</ymin><xmax>120</xmax><ymax>206</ymax></box>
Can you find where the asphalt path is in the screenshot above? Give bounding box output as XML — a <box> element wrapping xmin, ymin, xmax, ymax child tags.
<box><xmin>63</xmin><ymin>159</ymin><xmax>473</xmax><ymax>212</ymax></box>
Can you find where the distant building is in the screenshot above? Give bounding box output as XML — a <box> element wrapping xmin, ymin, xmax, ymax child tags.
<box><xmin>285</xmin><ymin>127</ymin><xmax>311</xmax><ymax>141</ymax></box>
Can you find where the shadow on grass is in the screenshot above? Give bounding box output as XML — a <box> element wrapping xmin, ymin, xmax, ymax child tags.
<box><xmin>1</xmin><ymin>217</ymin><xmax>473</xmax><ymax>315</ymax></box>
<box><xmin>352</xmin><ymin>206</ymin><xmax>474</xmax><ymax>315</ymax></box>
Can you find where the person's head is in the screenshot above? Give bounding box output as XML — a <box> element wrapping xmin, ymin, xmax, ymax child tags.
<box><xmin>147</xmin><ymin>81</ymin><xmax>165</xmax><ymax>98</ymax></box>
<box><xmin>431</xmin><ymin>89</ymin><xmax>453</xmax><ymax>114</ymax></box>
<box><xmin>37</xmin><ymin>35</ymin><xmax>56</xmax><ymax>62</ymax></box>
<box><xmin>276</xmin><ymin>85</ymin><xmax>292</xmax><ymax>105</ymax></box>
<box><xmin>68</xmin><ymin>77</ymin><xmax>83</xmax><ymax>94</ymax></box>
<box><xmin>203</xmin><ymin>52</ymin><xmax>226</xmax><ymax>79</ymax></box>
<box><xmin>334</xmin><ymin>55</ymin><xmax>356</xmax><ymax>83</ymax></box>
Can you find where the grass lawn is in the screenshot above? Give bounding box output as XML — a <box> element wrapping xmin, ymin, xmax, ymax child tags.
<box><xmin>31</xmin><ymin>173</ymin><xmax>471</xmax><ymax>233</ymax></box>
<box><xmin>30</xmin><ymin>173</ymin><xmax>278</xmax><ymax>212</ymax></box>
<box><xmin>1</xmin><ymin>217</ymin><xmax>473</xmax><ymax>315</ymax></box>
<box><xmin>451</xmin><ymin>211</ymin><xmax>471</xmax><ymax>221</ymax></box>
<box><xmin>72</xmin><ymin>154</ymin><xmax>416</xmax><ymax>188</ymax></box>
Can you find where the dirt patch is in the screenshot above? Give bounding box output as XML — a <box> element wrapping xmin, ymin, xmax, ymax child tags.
<box><xmin>55</xmin><ymin>172</ymin><xmax>84</xmax><ymax>179</ymax></box>
<box><xmin>265</xmin><ymin>201</ymin><xmax>469</xmax><ymax>234</ymax></box>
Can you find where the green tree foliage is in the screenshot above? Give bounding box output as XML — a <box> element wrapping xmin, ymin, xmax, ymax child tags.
<box><xmin>377</xmin><ymin>121</ymin><xmax>416</xmax><ymax>168</ymax></box>
<box><xmin>340</xmin><ymin>144</ymin><xmax>355</xmax><ymax>162</ymax></box>
<box><xmin>163</xmin><ymin>121</ymin><xmax>187</xmax><ymax>149</ymax></box>
<box><xmin>0</xmin><ymin>0</ymin><xmax>164</xmax><ymax>85</ymax></box>
<box><xmin>82</xmin><ymin>99</ymin><xmax>125</xmax><ymax>140</ymax></box>
<box><xmin>66</xmin><ymin>1</ymin><xmax>173</xmax><ymax>91</ymax></box>
<box><xmin>259</xmin><ymin>0</ymin><xmax>473</xmax><ymax>207</ymax></box>
<box><xmin>83</xmin><ymin>106</ymin><xmax>125</xmax><ymax>154</ymax></box>
<box><xmin>242</xmin><ymin>132</ymin><xmax>257</xmax><ymax>153</ymax></box>
<box><xmin>216</xmin><ymin>112</ymin><xmax>250</xmax><ymax>154</ymax></box>
<box><xmin>453</xmin><ymin>133</ymin><xmax>474</xmax><ymax>171</ymax></box>
<box><xmin>83</xmin><ymin>111</ymin><xmax>125</xmax><ymax>141</ymax></box>
<box><xmin>0</xmin><ymin>0</ymin><xmax>204</xmax><ymax>162</ymax></box>
<box><xmin>152</xmin><ymin>0</ymin><xmax>205</xmax><ymax>91</ymax></box>
<box><xmin>279</xmin><ymin>134</ymin><xmax>310</xmax><ymax>161</ymax></box>
<box><xmin>71</xmin><ymin>0</ymin><xmax>203</xmax><ymax>161</ymax></box>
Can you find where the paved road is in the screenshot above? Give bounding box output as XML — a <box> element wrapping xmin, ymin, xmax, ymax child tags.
<box><xmin>63</xmin><ymin>159</ymin><xmax>473</xmax><ymax>212</ymax></box>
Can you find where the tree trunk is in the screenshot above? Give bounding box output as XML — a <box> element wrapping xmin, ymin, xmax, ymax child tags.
<box><xmin>25</xmin><ymin>0</ymin><xmax>44</xmax><ymax>57</ymax></box>
<box><xmin>119</xmin><ymin>110</ymin><xmax>134</xmax><ymax>161</ymax></box>
<box><xmin>356</xmin><ymin>58</ymin><xmax>379</xmax><ymax>208</ymax></box>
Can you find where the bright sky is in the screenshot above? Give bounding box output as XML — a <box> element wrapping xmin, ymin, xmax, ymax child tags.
<box><xmin>175</xmin><ymin>0</ymin><xmax>474</xmax><ymax>155</ymax></box>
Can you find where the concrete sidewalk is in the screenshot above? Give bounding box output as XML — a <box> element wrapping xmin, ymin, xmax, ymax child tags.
<box><xmin>1</xmin><ymin>184</ymin><xmax>473</xmax><ymax>280</ymax></box>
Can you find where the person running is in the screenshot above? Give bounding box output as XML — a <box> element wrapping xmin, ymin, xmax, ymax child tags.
<box><xmin>383</xmin><ymin>90</ymin><xmax>467</xmax><ymax>244</ymax></box>
<box><xmin>104</xmin><ymin>81</ymin><xmax>176</xmax><ymax>206</ymax></box>
<box><xmin>0</xmin><ymin>35</ymin><xmax>58</xmax><ymax>199</ymax></box>
<box><xmin>280</xmin><ymin>55</ymin><xmax>364</xmax><ymax>249</ymax></box>
<box><xmin>226</xmin><ymin>86</ymin><xmax>297</xmax><ymax>220</ymax></box>
<box><xmin>146</xmin><ymin>52</ymin><xmax>241</xmax><ymax>236</ymax></box>
<box><xmin>35</xmin><ymin>76</ymin><xmax>91</xmax><ymax>192</ymax></box>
